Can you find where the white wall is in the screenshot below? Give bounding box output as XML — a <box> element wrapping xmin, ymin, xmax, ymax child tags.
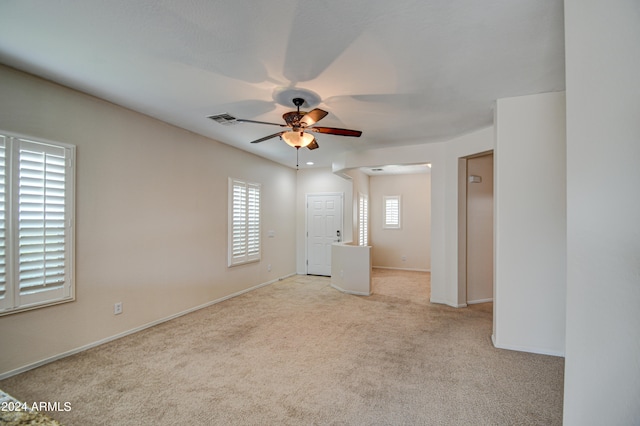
<box><xmin>331</xmin><ymin>243</ymin><xmax>371</xmax><ymax>296</ymax></box>
<box><xmin>335</xmin><ymin>126</ymin><xmax>494</xmax><ymax>307</ymax></box>
<box><xmin>370</xmin><ymin>173</ymin><xmax>431</xmax><ymax>271</ymax></box>
<box><xmin>494</xmin><ymin>91</ymin><xmax>566</xmax><ymax>356</ymax></box>
<box><xmin>295</xmin><ymin>168</ymin><xmax>353</xmax><ymax>274</ymax></box>
<box><xmin>563</xmin><ymin>1</ymin><xmax>640</xmax><ymax>424</ymax></box>
<box><xmin>0</xmin><ymin>65</ymin><xmax>297</xmax><ymax>377</ymax></box>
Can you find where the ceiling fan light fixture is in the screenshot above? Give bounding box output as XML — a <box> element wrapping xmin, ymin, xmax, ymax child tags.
<box><xmin>281</xmin><ymin>131</ymin><xmax>315</xmax><ymax>148</ymax></box>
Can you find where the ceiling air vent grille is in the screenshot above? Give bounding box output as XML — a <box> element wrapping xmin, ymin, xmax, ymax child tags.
<box><xmin>208</xmin><ymin>113</ymin><xmax>237</xmax><ymax>125</ymax></box>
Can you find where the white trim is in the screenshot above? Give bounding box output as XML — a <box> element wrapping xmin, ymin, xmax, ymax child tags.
<box><xmin>467</xmin><ymin>298</ymin><xmax>493</xmax><ymax>304</ymax></box>
<box><xmin>331</xmin><ymin>283</ymin><xmax>370</xmax><ymax>296</ymax></box>
<box><xmin>491</xmin><ymin>334</ymin><xmax>565</xmax><ymax>357</ymax></box>
<box><xmin>0</xmin><ymin>273</ymin><xmax>296</xmax><ymax>380</ymax></box>
<box><xmin>372</xmin><ymin>266</ymin><xmax>431</xmax><ymax>272</ymax></box>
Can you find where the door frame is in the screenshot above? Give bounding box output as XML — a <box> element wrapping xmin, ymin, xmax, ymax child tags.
<box><xmin>305</xmin><ymin>192</ymin><xmax>344</xmax><ymax>275</ymax></box>
<box><xmin>458</xmin><ymin>150</ymin><xmax>494</xmax><ymax>305</ymax></box>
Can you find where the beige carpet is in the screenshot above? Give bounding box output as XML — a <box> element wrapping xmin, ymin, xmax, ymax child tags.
<box><xmin>0</xmin><ymin>270</ymin><xmax>564</xmax><ymax>425</ymax></box>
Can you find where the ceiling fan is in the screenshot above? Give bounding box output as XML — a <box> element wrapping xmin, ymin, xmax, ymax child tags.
<box><xmin>237</xmin><ymin>97</ymin><xmax>362</xmax><ymax>151</ymax></box>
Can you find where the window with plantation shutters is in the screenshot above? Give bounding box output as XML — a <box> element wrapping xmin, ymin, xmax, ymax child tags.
<box><xmin>228</xmin><ymin>178</ymin><xmax>261</xmax><ymax>266</ymax></box>
<box><xmin>358</xmin><ymin>193</ymin><xmax>368</xmax><ymax>246</ymax></box>
<box><xmin>0</xmin><ymin>133</ymin><xmax>75</xmax><ymax>316</ymax></box>
<box><xmin>0</xmin><ymin>136</ymin><xmax>6</xmax><ymax>306</ymax></box>
<box><xmin>383</xmin><ymin>195</ymin><xmax>401</xmax><ymax>229</ymax></box>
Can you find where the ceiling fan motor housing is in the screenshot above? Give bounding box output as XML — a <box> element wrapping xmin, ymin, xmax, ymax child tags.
<box><xmin>283</xmin><ymin>98</ymin><xmax>308</xmax><ymax>129</ymax></box>
<box><xmin>283</xmin><ymin>111</ymin><xmax>306</xmax><ymax>129</ymax></box>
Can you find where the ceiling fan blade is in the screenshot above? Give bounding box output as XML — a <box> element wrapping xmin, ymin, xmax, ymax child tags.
<box><xmin>306</xmin><ymin>139</ymin><xmax>319</xmax><ymax>150</ymax></box>
<box><xmin>308</xmin><ymin>127</ymin><xmax>362</xmax><ymax>137</ymax></box>
<box><xmin>250</xmin><ymin>131</ymin><xmax>285</xmax><ymax>144</ymax></box>
<box><xmin>300</xmin><ymin>108</ymin><xmax>328</xmax><ymax>127</ymax></box>
<box><xmin>237</xmin><ymin>118</ymin><xmax>288</xmax><ymax>127</ymax></box>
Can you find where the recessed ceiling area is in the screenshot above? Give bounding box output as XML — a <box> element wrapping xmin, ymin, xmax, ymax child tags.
<box><xmin>0</xmin><ymin>0</ymin><xmax>565</xmax><ymax>169</ymax></box>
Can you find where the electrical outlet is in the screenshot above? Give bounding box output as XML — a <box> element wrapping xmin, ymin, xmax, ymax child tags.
<box><xmin>267</xmin><ymin>264</ymin><xmax>272</xmax><ymax>272</ymax></box>
<box><xmin>114</xmin><ymin>302</ymin><xmax>123</xmax><ymax>315</ymax></box>
<box><xmin>401</xmin><ymin>255</ymin><xmax>407</xmax><ymax>262</ymax></box>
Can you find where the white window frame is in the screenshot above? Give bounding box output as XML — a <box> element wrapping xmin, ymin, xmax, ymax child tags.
<box><xmin>383</xmin><ymin>195</ymin><xmax>401</xmax><ymax>229</ymax></box>
<box><xmin>358</xmin><ymin>193</ymin><xmax>368</xmax><ymax>246</ymax></box>
<box><xmin>0</xmin><ymin>132</ymin><xmax>76</xmax><ymax>316</ymax></box>
<box><xmin>228</xmin><ymin>178</ymin><xmax>261</xmax><ymax>267</ymax></box>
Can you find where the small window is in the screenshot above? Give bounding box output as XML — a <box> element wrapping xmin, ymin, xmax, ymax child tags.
<box><xmin>358</xmin><ymin>193</ymin><xmax>368</xmax><ymax>246</ymax></box>
<box><xmin>383</xmin><ymin>195</ymin><xmax>401</xmax><ymax>229</ymax></box>
<box><xmin>0</xmin><ymin>133</ymin><xmax>76</xmax><ymax>316</ymax></box>
<box><xmin>228</xmin><ymin>178</ymin><xmax>261</xmax><ymax>266</ymax></box>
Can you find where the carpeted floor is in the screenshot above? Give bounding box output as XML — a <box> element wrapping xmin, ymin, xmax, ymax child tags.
<box><xmin>0</xmin><ymin>270</ymin><xmax>564</xmax><ymax>425</ymax></box>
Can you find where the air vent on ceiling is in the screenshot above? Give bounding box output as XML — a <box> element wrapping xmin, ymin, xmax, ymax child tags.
<box><xmin>372</xmin><ymin>168</ymin><xmax>384</xmax><ymax>172</ymax></box>
<box><xmin>208</xmin><ymin>113</ymin><xmax>237</xmax><ymax>125</ymax></box>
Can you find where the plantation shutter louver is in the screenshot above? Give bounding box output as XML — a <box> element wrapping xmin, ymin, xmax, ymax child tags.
<box><xmin>359</xmin><ymin>193</ymin><xmax>368</xmax><ymax>246</ymax></box>
<box><xmin>231</xmin><ymin>182</ymin><xmax>247</xmax><ymax>261</ymax></box>
<box><xmin>16</xmin><ymin>139</ymin><xmax>72</xmax><ymax>307</ymax></box>
<box><xmin>246</xmin><ymin>184</ymin><xmax>260</xmax><ymax>258</ymax></box>
<box><xmin>228</xmin><ymin>178</ymin><xmax>261</xmax><ymax>266</ymax></box>
<box><xmin>0</xmin><ymin>136</ymin><xmax>6</xmax><ymax>307</ymax></box>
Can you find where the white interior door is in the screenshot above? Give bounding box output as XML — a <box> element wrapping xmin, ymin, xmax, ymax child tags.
<box><xmin>307</xmin><ymin>193</ymin><xmax>343</xmax><ymax>276</ymax></box>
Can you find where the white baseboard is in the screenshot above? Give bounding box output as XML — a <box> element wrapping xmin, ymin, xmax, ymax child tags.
<box><xmin>429</xmin><ymin>298</ymin><xmax>467</xmax><ymax>308</ymax></box>
<box><xmin>330</xmin><ymin>283</ymin><xmax>370</xmax><ymax>296</ymax></box>
<box><xmin>491</xmin><ymin>334</ymin><xmax>565</xmax><ymax>357</ymax></box>
<box><xmin>372</xmin><ymin>266</ymin><xmax>430</xmax><ymax>272</ymax></box>
<box><xmin>0</xmin><ymin>273</ymin><xmax>297</xmax><ymax>380</ymax></box>
<box><xmin>467</xmin><ymin>298</ymin><xmax>493</xmax><ymax>304</ymax></box>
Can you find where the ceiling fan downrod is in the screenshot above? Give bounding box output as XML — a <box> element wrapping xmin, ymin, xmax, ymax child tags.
<box><xmin>292</xmin><ymin>97</ymin><xmax>305</xmax><ymax>110</ymax></box>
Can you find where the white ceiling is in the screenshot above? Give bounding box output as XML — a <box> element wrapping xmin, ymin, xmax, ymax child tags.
<box><xmin>0</xmin><ymin>0</ymin><xmax>565</xmax><ymax>170</ymax></box>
